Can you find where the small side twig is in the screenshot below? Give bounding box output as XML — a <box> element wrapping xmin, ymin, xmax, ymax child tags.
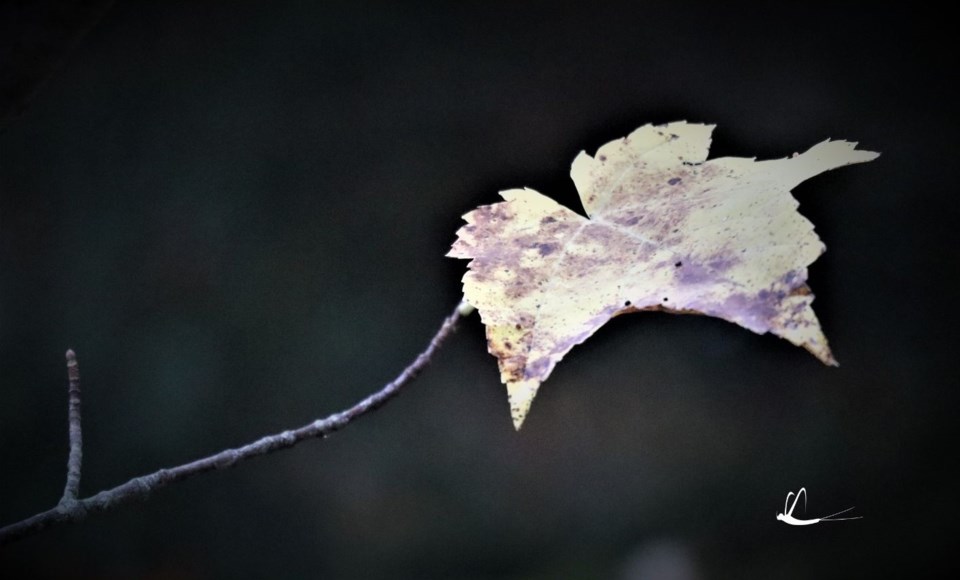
<box><xmin>0</xmin><ymin>303</ymin><xmax>468</xmax><ymax>546</ymax></box>
<box><xmin>59</xmin><ymin>349</ymin><xmax>82</xmax><ymax>506</ymax></box>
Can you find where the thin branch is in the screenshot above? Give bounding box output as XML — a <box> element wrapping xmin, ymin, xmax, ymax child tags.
<box><xmin>59</xmin><ymin>349</ymin><xmax>82</xmax><ymax>505</ymax></box>
<box><xmin>0</xmin><ymin>303</ymin><xmax>468</xmax><ymax>546</ymax></box>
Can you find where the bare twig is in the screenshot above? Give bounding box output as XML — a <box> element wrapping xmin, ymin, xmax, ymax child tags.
<box><xmin>0</xmin><ymin>303</ymin><xmax>467</xmax><ymax>546</ymax></box>
<box><xmin>59</xmin><ymin>349</ymin><xmax>82</xmax><ymax>506</ymax></box>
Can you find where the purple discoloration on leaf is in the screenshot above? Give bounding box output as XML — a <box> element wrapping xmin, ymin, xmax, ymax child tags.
<box><xmin>720</xmin><ymin>291</ymin><xmax>780</xmax><ymax>333</ymax></box>
<box><xmin>707</xmin><ymin>255</ymin><xmax>740</xmax><ymax>272</ymax></box>
<box><xmin>782</xmin><ymin>269</ymin><xmax>803</xmax><ymax>287</ymax></box>
<box><xmin>537</xmin><ymin>243</ymin><xmax>558</xmax><ymax>256</ymax></box>
<box><xmin>524</xmin><ymin>357</ymin><xmax>551</xmax><ymax>381</ymax></box>
<box><xmin>448</xmin><ymin>121</ymin><xmax>878</xmax><ymax>428</ymax></box>
<box><xmin>675</xmin><ymin>255</ymin><xmax>740</xmax><ymax>286</ymax></box>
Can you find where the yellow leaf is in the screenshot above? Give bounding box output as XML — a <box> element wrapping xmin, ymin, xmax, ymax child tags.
<box><xmin>449</xmin><ymin>122</ymin><xmax>878</xmax><ymax>429</ymax></box>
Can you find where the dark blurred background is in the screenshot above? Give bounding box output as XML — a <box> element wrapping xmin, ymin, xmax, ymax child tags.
<box><xmin>0</xmin><ymin>2</ymin><xmax>955</xmax><ymax>578</ymax></box>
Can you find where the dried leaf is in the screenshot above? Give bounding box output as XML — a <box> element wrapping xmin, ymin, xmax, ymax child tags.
<box><xmin>449</xmin><ymin>122</ymin><xmax>878</xmax><ymax>429</ymax></box>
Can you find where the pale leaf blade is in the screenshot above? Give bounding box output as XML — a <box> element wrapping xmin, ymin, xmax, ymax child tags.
<box><xmin>450</xmin><ymin>121</ymin><xmax>878</xmax><ymax>429</ymax></box>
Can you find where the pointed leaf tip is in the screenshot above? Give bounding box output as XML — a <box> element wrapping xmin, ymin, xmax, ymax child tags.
<box><xmin>507</xmin><ymin>379</ymin><xmax>540</xmax><ymax>430</ymax></box>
